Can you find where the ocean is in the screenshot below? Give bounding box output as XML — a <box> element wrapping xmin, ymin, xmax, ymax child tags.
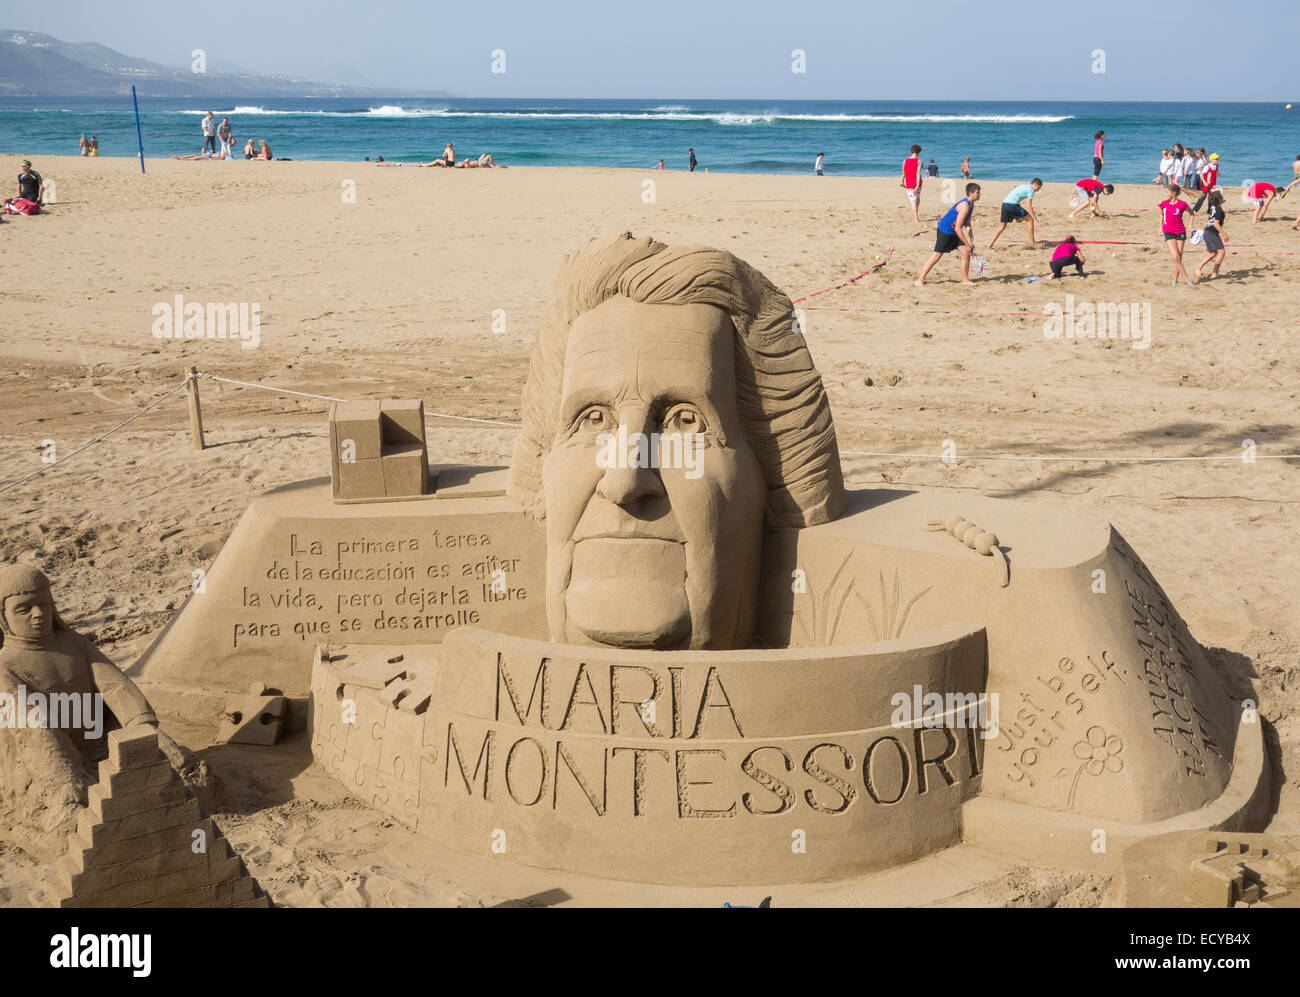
<box><xmin>2</xmin><ymin>96</ymin><xmax>1296</xmax><ymax>186</ymax></box>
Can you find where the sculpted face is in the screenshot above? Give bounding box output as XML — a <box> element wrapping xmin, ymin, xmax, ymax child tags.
<box><xmin>542</xmin><ymin>296</ymin><xmax>767</xmax><ymax>649</ymax></box>
<box><xmin>3</xmin><ymin>589</ymin><xmax>55</xmax><ymax>644</ymax></box>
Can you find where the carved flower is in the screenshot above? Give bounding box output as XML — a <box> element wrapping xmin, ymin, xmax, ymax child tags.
<box><xmin>1073</xmin><ymin>725</ymin><xmax>1123</xmax><ymax>776</ymax></box>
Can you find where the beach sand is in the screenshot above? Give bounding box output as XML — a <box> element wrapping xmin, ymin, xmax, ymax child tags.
<box><xmin>1</xmin><ymin>154</ymin><xmax>1296</xmax><ymax>906</ymax></box>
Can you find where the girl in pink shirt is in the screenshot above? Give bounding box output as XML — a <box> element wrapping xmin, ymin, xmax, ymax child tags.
<box><xmin>1159</xmin><ymin>183</ymin><xmax>1194</xmax><ymax>286</ymax></box>
<box><xmin>1093</xmin><ymin>130</ymin><xmax>1105</xmax><ymax>178</ymax></box>
<box><xmin>1049</xmin><ymin>235</ymin><xmax>1086</xmax><ymax>279</ymax></box>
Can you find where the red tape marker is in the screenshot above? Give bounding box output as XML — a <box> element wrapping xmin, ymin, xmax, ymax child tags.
<box><xmin>793</xmin><ymin>249</ymin><xmax>894</xmax><ymax>304</ymax></box>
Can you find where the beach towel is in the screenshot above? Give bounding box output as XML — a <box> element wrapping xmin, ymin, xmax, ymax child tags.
<box><xmin>3</xmin><ymin>198</ymin><xmax>41</xmax><ymax>215</ymax></box>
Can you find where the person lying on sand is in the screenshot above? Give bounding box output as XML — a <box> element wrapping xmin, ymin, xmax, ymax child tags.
<box><xmin>455</xmin><ymin>154</ymin><xmax>502</xmax><ymax>168</ymax></box>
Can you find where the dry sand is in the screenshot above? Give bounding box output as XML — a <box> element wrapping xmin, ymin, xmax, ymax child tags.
<box><xmin>1</xmin><ymin>154</ymin><xmax>1296</xmax><ymax>906</ymax></box>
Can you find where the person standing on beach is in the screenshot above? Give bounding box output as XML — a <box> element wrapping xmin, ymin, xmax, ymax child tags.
<box><xmin>1155</xmin><ymin>149</ymin><xmax>1174</xmax><ymax>186</ymax></box>
<box><xmin>689</xmin><ymin>148</ymin><xmax>697</xmax><ymax>172</ymax></box>
<box><xmin>927</xmin><ymin>158</ymin><xmax>939</xmax><ymax>178</ymax></box>
<box><xmin>1192</xmin><ymin>153</ymin><xmax>1220</xmax><ymax>212</ymax></box>
<box><xmin>1179</xmin><ymin>147</ymin><xmax>1196</xmax><ymax>190</ymax></box>
<box><xmin>201</xmin><ymin>112</ymin><xmax>217</xmax><ymax>156</ymax></box>
<box><xmin>88</xmin><ymin>136</ymin><xmax>98</xmax><ymax>157</ymax></box>
<box><xmin>218</xmin><ymin>117</ymin><xmax>233</xmax><ymax>159</ymax></box>
<box><xmin>1194</xmin><ymin>190</ymin><xmax>1228</xmax><ymax>280</ymax></box>
<box><xmin>901</xmin><ymin>145</ymin><xmax>922</xmax><ymax>222</ymax></box>
<box><xmin>1159</xmin><ymin>183</ymin><xmax>1195</xmax><ymax>287</ymax></box>
<box><xmin>79</xmin><ymin>135</ymin><xmax>89</xmax><ymax>157</ymax></box>
<box><xmin>915</xmin><ymin>183</ymin><xmax>981</xmax><ymax>286</ymax></box>
<box><xmin>987</xmin><ymin>179</ymin><xmax>1042</xmax><ymax>247</ymax></box>
<box><xmin>1093</xmin><ymin>131</ymin><xmax>1105</xmax><ymax>178</ymax></box>
<box><xmin>960</xmin><ymin>156</ymin><xmax>972</xmax><ymax>179</ymax></box>
<box><xmin>815</xmin><ymin>152</ymin><xmax>825</xmax><ymax>176</ymax></box>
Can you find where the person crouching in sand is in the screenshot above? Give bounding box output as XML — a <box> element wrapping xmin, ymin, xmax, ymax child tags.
<box><xmin>987</xmin><ymin>179</ymin><xmax>1042</xmax><ymax>247</ymax></box>
<box><xmin>1246</xmin><ymin>181</ymin><xmax>1276</xmax><ymax>222</ymax></box>
<box><xmin>916</xmin><ymin>183</ymin><xmax>980</xmax><ymax>286</ymax></box>
<box><xmin>1049</xmin><ymin>235</ymin><xmax>1085</xmax><ymax>279</ymax></box>
<box><xmin>1068</xmin><ymin>178</ymin><xmax>1114</xmax><ymax>219</ymax></box>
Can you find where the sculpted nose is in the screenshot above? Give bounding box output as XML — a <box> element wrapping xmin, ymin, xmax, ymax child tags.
<box><xmin>595</xmin><ymin>409</ymin><xmax>666</xmax><ymax>508</ymax></box>
<box><xmin>597</xmin><ymin>463</ymin><xmax>666</xmax><ymax>507</ymax></box>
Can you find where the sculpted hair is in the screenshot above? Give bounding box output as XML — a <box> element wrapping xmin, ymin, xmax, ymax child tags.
<box><xmin>507</xmin><ymin>232</ymin><xmax>844</xmax><ymax>528</ymax></box>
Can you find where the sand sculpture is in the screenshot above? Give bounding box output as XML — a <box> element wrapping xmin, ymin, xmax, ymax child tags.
<box><xmin>0</xmin><ymin>564</ymin><xmax>213</xmax><ymax>862</ymax></box>
<box><xmin>134</xmin><ymin>233</ymin><xmax>1269</xmax><ymax>890</ymax></box>
<box><xmin>55</xmin><ymin>726</ymin><xmax>270</xmax><ymax>907</ymax></box>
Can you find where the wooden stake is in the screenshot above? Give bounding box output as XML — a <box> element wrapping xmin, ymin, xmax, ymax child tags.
<box><xmin>186</xmin><ymin>366</ymin><xmax>206</xmax><ymax>451</ymax></box>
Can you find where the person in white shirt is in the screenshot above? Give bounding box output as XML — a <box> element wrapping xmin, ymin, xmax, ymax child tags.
<box><xmin>815</xmin><ymin>152</ymin><xmax>825</xmax><ymax>176</ymax></box>
<box><xmin>1155</xmin><ymin>149</ymin><xmax>1174</xmax><ymax>186</ymax></box>
<box><xmin>201</xmin><ymin>112</ymin><xmax>217</xmax><ymax>156</ymax></box>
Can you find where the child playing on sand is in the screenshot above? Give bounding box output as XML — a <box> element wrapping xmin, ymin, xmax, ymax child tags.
<box><xmin>1159</xmin><ymin>183</ymin><xmax>1195</xmax><ymax>287</ymax></box>
<box><xmin>987</xmin><ymin>179</ymin><xmax>1042</xmax><ymax>247</ymax></box>
<box><xmin>901</xmin><ymin>145</ymin><xmax>922</xmax><ymax>222</ymax></box>
<box><xmin>1049</xmin><ymin>235</ymin><xmax>1085</xmax><ymax>279</ymax></box>
<box><xmin>1068</xmin><ymin>178</ymin><xmax>1114</xmax><ymax>218</ymax></box>
<box><xmin>1194</xmin><ymin>190</ymin><xmax>1228</xmax><ymax>280</ymax></box>
<box><xmin>915</xmin><ymin>183</ymin><xmax>981</xmax><ymax>286</ymax></box>
<box><xmin>1247</xmin><ymin>181</ymin><xmax>1276</xmax><ymax>222</ymax></box>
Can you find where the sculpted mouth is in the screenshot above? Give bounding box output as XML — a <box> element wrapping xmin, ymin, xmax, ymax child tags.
<box><xmin>576</xmin><ymin>532</ymin><xmax>684</xmax><ymax>544</ymax></box>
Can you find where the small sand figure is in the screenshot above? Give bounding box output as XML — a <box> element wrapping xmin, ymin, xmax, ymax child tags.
<box><xmin>0</xmin><ymin>563</ymin><xmax>214</xmax><ymax>858</ymax></box>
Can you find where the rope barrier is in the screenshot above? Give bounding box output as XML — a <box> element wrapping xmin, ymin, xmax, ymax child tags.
<box><xmin>197</xmin><ymin>372</ymin><xmax>520</xmax><ymax>427</ymax></box>
<box><xmin>201</xmin><ymin>373</ymin><xmax>347</xmax><ymax>403</ymax></box>
<box><xmin>0</xmin><ymin>377</ymin><xmax>191</xmax><ymax>494</ymax></box>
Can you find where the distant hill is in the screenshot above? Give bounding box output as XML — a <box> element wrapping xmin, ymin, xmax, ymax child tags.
<box><xmin>0</xmin><ymin>29</ymin><xmax>449</xmax><ymax>97</ymax></box>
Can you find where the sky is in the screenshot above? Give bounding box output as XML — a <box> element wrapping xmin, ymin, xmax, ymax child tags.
<box><xmin>4</xmin><ymin>0</ymin><xmax>1298</xmax><ymax>101</ymax></box>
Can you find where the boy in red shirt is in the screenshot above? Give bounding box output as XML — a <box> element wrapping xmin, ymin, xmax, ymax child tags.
<box><xmin>1247</xmin><ymin>181</ymin><xmax>1277</xmax><ymax>223</ymax></box>
<box><xmin>1068</xmin><ymin>178</ymin><xmax>1115</xmax><ymax>219</ymax></box>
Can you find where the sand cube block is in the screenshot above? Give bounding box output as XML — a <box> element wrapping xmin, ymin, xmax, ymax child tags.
<box><xmin>331</xmin><ymin>401</ymin><xmax>383</xmax><ymax>460</ymax></box>
<box><xmin>382</xmin><ymin>443</ymin><xmax>428</xmax><ymax>497</ymax></box>
<box><xmin>218</xmin><ymin>694</ymin><xmax>287</xmax><ymax>746</ymax></box>
<box><xmin>107</xmin><ymin>726</ymin><xmax>166</xmax><ymax>771</ymax></box>
<box><xmin>334</xmin><ymin>457</ymin><xmax>384</xmax><ymax>500</ymax></box>
<box><xmin>381</xmin><ymin>398</ymin><xmax>425</xmax><ymax>445</ymax></box>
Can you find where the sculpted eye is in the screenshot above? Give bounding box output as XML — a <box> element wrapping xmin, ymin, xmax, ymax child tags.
<box><xmin>663</xmin><ymin>406</ymin><xmax>706</xmax><ymax>434</ymax></box>
<box><xmin>573</xmin><ymin>406</ymin><xmax>614</xmax><ymax>434</ymax></box>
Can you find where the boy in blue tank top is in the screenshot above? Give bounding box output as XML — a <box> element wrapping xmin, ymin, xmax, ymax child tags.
<box><xmin>916</xmin><ymin>183</ymin><xmax>982</xmax><ymax>286</ymax></box>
